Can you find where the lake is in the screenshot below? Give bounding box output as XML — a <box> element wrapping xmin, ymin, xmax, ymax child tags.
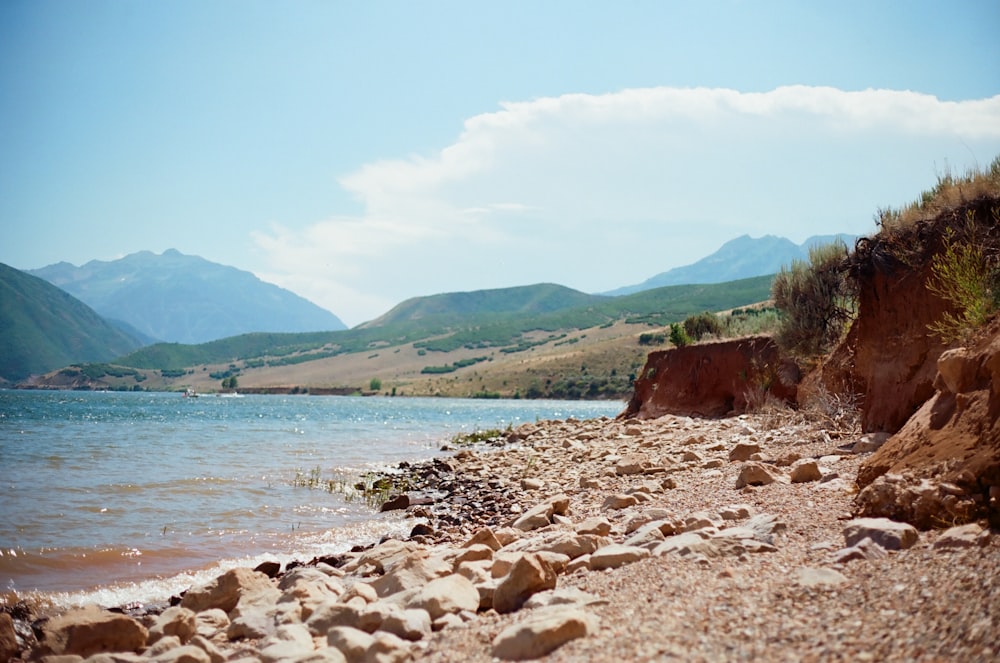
<box><xmin>0</xmin><ymin>390</ymin><xmax>622</xmax><ymax>607</ymax></box>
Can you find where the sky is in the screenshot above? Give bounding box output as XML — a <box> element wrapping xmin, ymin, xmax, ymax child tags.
<box><xmin>2</xmin><ymin>1</ymin><xmax>999</xmax><ymax>327</ymax></box>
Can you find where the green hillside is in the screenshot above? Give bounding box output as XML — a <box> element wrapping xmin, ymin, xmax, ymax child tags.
<box><xmin>0</xmin><ymin>263</ymin><xmax>146</xmax><ymax>381</ymax></box>
<box><xmin>116</xmin><ymin>276</ymin><xmax>774</xmax><ymax>372</ymax></box>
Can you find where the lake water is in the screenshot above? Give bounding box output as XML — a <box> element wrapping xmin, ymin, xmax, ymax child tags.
<box><xmin>0</xmin><ymin>390</ymin><xmax>622</xmax><ymax>608</ymax></box>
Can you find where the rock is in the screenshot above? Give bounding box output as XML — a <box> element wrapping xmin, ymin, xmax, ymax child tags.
<box><xmin>735</xmin><ymin>462</ymin><xmax>784</xmax><ymax>488</ymax></box>
<box><xmin>295</xmin><ymin>648</ymin><xmax>349</xmax><ymax>663</ymax></box>
<box><xmin>744</xmin><ymin>514</ymin><xmax>787</xmax><ymax>542</ymax></box>
<box><xmin>343</xmin><ymin>540</ymin><xmax>421</xmax><ymax>575</ymax></box>
<box><xmin>187</xmin><ymin>636</ymin><xmax>224</xmax><ymax>663</ymax></box>
<box><xmin>148</xmin><ymin>645</ymin><xmax>211</xmax><ymax>663</ymax></box>
<box><xmin>794</xmin><ymin>567</ymin><xmax>849</xmax><ymax>589</ymax></box>
<box><xmin>39</xmin><ymin>606</ymin><xmax>148</xmax><ymax>658</ymax></box>
<box><xmin>370</xmin><ymin>552</ymin><xmax>452</xmax><ymax>598</ymax></box>
<box><xmin>719</xmin><ymin>504</ymin><xmax>753</xmax><ymax>520</ymax></box>
<box><xmin>493</xmin><ymin>554</ymin><xmax>558</xmax><ymax>614</ymax></box>
<box><xmin>574</xmin><ymin>517</ymin><xmax>612</xmax><ymax>537</ymax></box>
<box><xmin>180</xmin><ymin>567</ymin><xmax>275</xmax><ymax>614</ymax></box>
<box><xmin>522</xmin><ymin>587</ymin><xmax>601</xmax><ymax>610</ymax></box>
<box><xmin>379</xmin><ymin>494</ymin><xmax>410</xmax><ymax>512</ymax></box>
<box><xmin>623</xmin><ymin>522</ymin><xmax>667</xmax><ymax>548</ymax></box>
<box><xmin>259</xmin><ymin>640</ymin><xmax>311</xmax><ymax>663</ymax></box>
<box><xmin>602</xmin><ymin>494</ymin><xmax>638</xmax><ymax>510</ymax></box>
<box><xmin>851</xmin><ymin>432</ymin><xmax>890</xmax><ymax>454</ymax></box>
<box><xmin>933</xmin><ymin>523</ymin><xmax>989</xmax><ymax>549</ymax></box>
<box><xmin>380</xmin><ymin>608</ymin><xmax>432</xmax><ymax>642</ymax></box>
<box><xmin>521</xmin><ymin>478</ymin><xmax>544</xmax><ymax>490</ymax></box>
<box><xmin>340</xmin><ymin>582</ymin><xmax>377</xmax><ymax>605</ymax></box>
<box><xmin>789</xmin><ymin>460</ymin><xmax>822</xmax><ymax>483</ymax></box>
<box><xmin>464</xmin><ymin>527</ymin><xmax>502</xmax><ymax>551</ymax></box>
<box><xmin>830</xmin><ymin>536</ymin><xmax>888</xmax><ymax>564</ymax></box>
<box><xmin>405</xmin><ymin>574</ymin><xmax>480</xmax><ymax>620</ymax></box>
<box><xmin>588</xmin><ymin>544</ymin><xmax>650</xmax><ymax>570</ymax></box>
<box><xmin>491</xmin><ymin>608</ymin><xmax>595</xmax><ymax>660</ymax></box>
<box><xmin>615</xmin><ymin>454</ymin><xmax>648</xmax><ymax>475</ymax></box>
<box><xmin>0</xmin><ymin>613</ymin><xmax>18</xmax><ymax>663</ymax></box>
<box><xmin>365</xmin><ymin>632</ymin><xmax>412</xmax><ymax>663</ymax></box>
<box><xmin>326</xmin><ymin>626</ymin><xmax>374</xmax><ymax>661</ymax></box>
<box><xmin>843</xmin><ymin>517</ymin><xmax>919</xmax><ymax>551</ymax></box>
<box><xmin>728</xmin><ymin>443</ymin><xmax>761</xmax><ymax>462</ymax></box>
<box><xmin>194</xmin><ymin>610</ymin><xmax>229</xmax><ymax>639</ymax></box>
<box><xmin>306</xmin><ymin>602</ymin><xmax>365</xmax><ymax>635</ymax></box>
<box><xmin>254</xmin><ymin>560</ymin><xmax>282</xmax><ymax>578</ymax></box>
<box><xmin>147</xmin><ymin>606</ymin><xmax>197</xmax><ymax>646</ymax></box>
<box><xmin>512</xmin><ymin>503</ymin><xmax>554</xmax><ymax>531</ymax></box>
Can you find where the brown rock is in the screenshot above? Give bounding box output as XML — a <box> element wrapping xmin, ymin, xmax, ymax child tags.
<box><xmin>0</xmin><ymin>613</ymin><xmax>18</xmax><ymax>663</ymax></box>
<box><xmin>491</xmin><ymin>608</ymin><xmax>594</xmax><ymax>660</ymax></box>
<box><xmin>493</xmin><ymin>554</ymin><xmax>557</xmax><ymax>614</ymax></box>
<box><xmin>39</xmin><ymin>606</ymin><xmax>148</xmax><ymax>658</ymax></box>
<box><xmin>379</xmin><ymin>493</ymin><xmax>410</xmax><ymax>512</ymax></box>
<box><xmin>729</xmin><ymin>443</ymin><xmax>761</xmax><ymax>462</ymax></box>
<box><xmin>843</xmin><ymin>517</ymin><xmax>918</xmax><ymax>551</ymax></box>
<box><xmin>464</xmin><ymin>526</ymin><xmax>503</xmax><ymax>551</ymax></box>
<box><xmin>735</xmin><ymin>462</ymin><xmax>784</xmax><ymax>488</ymax></box>
<box><xmin>405</xmin><ymin>574</ymin><xmax>480</xmax><ymax>619</ymax></box>
<box><xmin>789</xmin><ymin>459</ymin><xmax>822</xmax><ymax>483</ymax></box>
<box><xmin>147</xmin><ymin>606</ymin><xmax>197</xmax><ymax>645</ymax></box>
<box><xmin>180</xmin><ymin>567</ymin><xmax>274</xmax><ymax>614</ymax></box>
<box><xmin>588</xmin><ymin>544</ymin><xmax>650</xmax><ymax>570</ymax></box>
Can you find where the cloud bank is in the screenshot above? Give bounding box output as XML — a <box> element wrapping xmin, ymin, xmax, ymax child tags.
<box><xmin>254</xmin><ymin>86</ymin><xmax>1000</xmax><ymax>326</ymax></box>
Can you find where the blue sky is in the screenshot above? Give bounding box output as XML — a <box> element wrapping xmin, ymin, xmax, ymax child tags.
<box><xmin>2</xmin><ymin>1</ymin><xmax>999</xmax><ymax>326</ymax></box>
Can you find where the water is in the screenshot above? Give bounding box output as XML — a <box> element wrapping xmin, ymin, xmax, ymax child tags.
<box><xmin>0</xmin><ymin>390</ymin><xmax>621</xmax><ymax>607</ymax></box>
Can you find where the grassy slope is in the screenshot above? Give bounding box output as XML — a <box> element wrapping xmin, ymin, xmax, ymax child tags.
<box><xmin>0</xmin><ymin>263</ymin><xmax>144</xmax><ymax>381</ymax></box>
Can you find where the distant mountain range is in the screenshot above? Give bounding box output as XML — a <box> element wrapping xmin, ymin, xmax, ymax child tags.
<box><xmin>29</xmin><ymin>249</ymin><xmax>346</xmax><ymax>344</ymax></box>
<box><xmin>0</xmin><ymin>263</ymin><xmax>146</xmax><ymax>381</ymax></box>
<box><xmin>604</xmin><ymin>234</ymin><xmax>856</xmax><ymax>296</ymax></box>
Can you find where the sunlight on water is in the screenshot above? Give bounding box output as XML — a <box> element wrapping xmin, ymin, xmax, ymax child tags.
<box><xmin>0</xmin><ymin>390</ymin><xmax>622</xmax><ymax>606</ymax></box>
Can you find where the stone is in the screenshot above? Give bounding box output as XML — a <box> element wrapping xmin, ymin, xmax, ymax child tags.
<box><xmin>491</xmin><ymin>608</ymin><xmax>594</xmax><ymax>660</ymax></box>
<box><xmin>305</xmin><ymin>601</ymin><xmax>365</xmax><ymax>635</ymax></box>
<box><xmin>147</xmin><ymin>606</ymin><xmax>197</xmax><ymax>646</ymax></box>
<box><xmin>365</xmin><ymin>632</ymin><xmax>412</xmax><ymax>663</ymax></box>
<box><xmin>936</xmin><ymin>346</ymin><xmax>978</xmax><ymax>394</ymax></box>
<box><xmin>522</xmin><ymin>587</ymin><xmax>601</xmax><ymax>610</ymax></box>
<box><xmin>194</xmin><ymin>610</ymin><xmax>229</xmax><ymax>638</ymax></box>
<box><xmin>789</xmin><ymin>460</ymin><xmax>822</xmax><ymax>483</ymax></box>
<box><xmin>295</xmin><ymin>648</ymin><xmax>348</xmax><ymax>663</ymax></box>
<box><xmin>729</xmin><ymin>443</ymin><xmax>761</xmax><ymax>462</ymax></box>
<box><xmin>793</xmin><ymin>567</ymin><xmax>849</xmax><ymax>589</ymax></box>
<box><xmin>744</xmin><ymin>513</ymin><xmax>787</xmax><ymax>542</ymax></box>
<box><xmin>735</xmin><ymin>462</ymin><xmax>784</xmax><ymax>488</ymax></box>
<box><xmin>851</xmin><ymin>432</ymin><xmax>891</xmax><ymax>454</ymax></box>
<box><xmin>493</xmin><ymin>553</ymin><xmax>558</xmax><ymax>614</ymax></box>
<box><xmin>340</xmin><ymin>581</ymin><xmax>377</xmax><ymax>605</ymax></box>
<box><xmin>343</xmin><ymin>540</ymin><xmax>421</xmax><ymax>575</ymax></box>
<box><xmin>574</xmin><ymin>517</ymin><xmax>612</xmax><ymax>537</ymax></box>
<box><xmin>0</xmin><ymin>613</ymin><xmax>18</xmax><ymax>663</ymax></box>
<box><xmin>843</xmin><ymin>517</ymin><xmax>919</xmax><ymax>551</ymax></box>
<box><xmin>148</xmin><ymin>645</ymin><xmax>211</xmax><ymax>663</ymax></box>
<box><xmin>39</xmin><ymin>606</ymin><xmax>148</xmax><ymax>658</ymax></box>
<box><xmin>830</xmin><ymin>537</ymin><xmax>888</xmax><ymax>564</ymax></box>
<box><xmin>254</xmin><ymin>561</ymin><xmax>282</xmax><ymax>578</ymax></box>
<box><xmin>464</xmin><ymin>527</ymin><xmax>502</xmax><ymax>551</ymax></box>
<box><xmin>933</xmin><ymin>523</ymin><xmax>989</xmax><ymax>549</ymax></box>
<box><xmin>380</xmin><ymin>608</ymin><xmax>432</xmax><ymax>642</ymax></box>
<box><xmin>405</xmin><ymin>574</ymin><xmax>480</xmax><ymax>620</ymax></box>
<box><xmin>511</xmin><ymin>494</ymin><xmax>571</xmax><ymax>531</ymax></box>
<box><xmin>719</xmin><ymin>504</ymin><xmax>753</xmax><ymax>520</ymax></box>
<box><xmin>370</xmin><ymin>551</ymin><xmax>452</xmax><ymax>598</ymax></box>
<box><xmin>602</xmin><ymin>494</ymin><xmax>638</xmax><ymax>510</ymax></box>
<box><xmin>145</xmin><ymin>635</ymin><xmax>181</xmax><ymax>658</ymax></box>
<box><xmin>180</xmin><ymin>567</ymin><xmax>275</xmax><ymax>614</ymax></box>
<box><xmin>326</xmin><ymin>626</ymin><xmax>374</xmax><ymax>661</ymax></box>
<box><xmin>379</xmin><ymin>494</ymin><xmax>410</xmax><ymax>512</ymax></box>
<box><xmin>521</xmin><ymin>478</ymin><xmax>544</xmax><ymax>490</ymax></box>
<box><xmin>259</xmin><ymin>640</ymin><xmax>312</xmax><ymax>663</ymax></box>
<box><xmin>188</xmin><ymin>636</ymin><xmax>224</xmax><ymax>663</ymax></box>
<box><xmin>623</xmin><ymin>522</ymin><xmax>667</xmax><ymax>548</ymax></box>
<box><xmin>615</xmin><ymin>454</ymin><xmax>648</xmax><ymax>475</ymax></box>
<box><xmin>588</xmin><ymin>544</ymin><xmax>650</xmax><ymax>571</ymax></box>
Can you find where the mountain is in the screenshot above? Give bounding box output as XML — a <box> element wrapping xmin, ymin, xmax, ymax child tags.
<box><xmin>0</xmin><ymin>263</ymin><xmax>146</xmax><ymax>381</ymax></box>
<box><xmin>29</xmin><ymin>249</ymin><xmax>347</xmax><ymax>344</ymax></box>
<box><xmin>361</xmin><ymin>283</ymin><xmax>606</xmax><ymax>328</ymax></box>
<box><xmin>605</xmin><ymin>233</ymin><xmax>856</xmax><ymax>296</ymax></box>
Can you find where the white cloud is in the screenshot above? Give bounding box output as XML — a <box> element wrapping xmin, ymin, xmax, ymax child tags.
<box><xmin>254</xmin><ymin>86</ymin><xmax>1000</xmax><ymax>326</ymax></box>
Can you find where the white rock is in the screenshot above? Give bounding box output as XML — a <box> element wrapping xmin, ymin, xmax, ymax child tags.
<box><xmin>843</xmin><ymin>517</ymin><xmax>918</xmax><ymax>551</ymax></box>
<box><xmin>491</xmin><ymin>609</ymin><xmax>595</xmax><ymax>660</ymax></box>
<box><xmin>588</xmin><ymin>544</ymin><xmax>650</xmax><ymax>571</ymax></box>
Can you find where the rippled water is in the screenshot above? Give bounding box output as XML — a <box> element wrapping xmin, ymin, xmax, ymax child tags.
<box><xmin>0</xmin><ymin>390</ymin><xmax>621</xmax><ymax>606</ymax></box>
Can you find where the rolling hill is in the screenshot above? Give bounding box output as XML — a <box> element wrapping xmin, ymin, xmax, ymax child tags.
<box><xmin>0</xmin><ymin>263</ymin><xmax>146</xmax><ymax>381</ymax></box>
<box><xmin>29</xmin><ymin>249</ymin><xmax>347</xmax><ymax>344</ymax></box>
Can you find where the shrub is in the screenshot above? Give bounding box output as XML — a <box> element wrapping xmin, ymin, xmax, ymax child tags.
<box><xmin>683</xmin><ymin>312</ymin><xmax>723</xmax><ymax>340</ymax></box>
<box><xmin>772</xmin><ymin>240</ymin><xmax>854</xmax><ymax>357</ymax></box>
<box><xmin>669</xmin><ymin>323</ymin><xmax>691</xmax><ymax>348</ymax></box>
<box><xmin>369</xmin><ymin>377</ymin><xmax>382</xmax><ymax>391</ymax></box>
<box><xmin>926</xmin><ymin>210</ymin><xmax>1000</xmax><ymax>342</ymax></box>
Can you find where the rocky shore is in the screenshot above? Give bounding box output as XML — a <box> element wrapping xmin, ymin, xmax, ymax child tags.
<box><xmin>3</xmin><ymin>412</ymin><xmax>998</xmax><ymax>662</ymax></box>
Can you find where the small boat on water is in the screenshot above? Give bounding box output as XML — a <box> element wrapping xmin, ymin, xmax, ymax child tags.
<box><xmin>183</xmin><ymin>388</ymin><xmax>198</xmax><ymax>398</ymax></box>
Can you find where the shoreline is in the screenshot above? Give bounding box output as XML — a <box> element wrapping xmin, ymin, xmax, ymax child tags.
<box><xmin>6</xmin><ymin>412</ymin><xmax>998</xmax><ymax>661</ymax></box>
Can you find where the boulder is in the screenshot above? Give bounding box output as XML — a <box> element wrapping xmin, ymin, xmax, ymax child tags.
<box><xmin>493</xmin><ymin>554</ymin><xmax>558</xmax><ymax>614</ymax></box>
<box><xmin>147</xmin><ymin>606</ymin><xmax>197</xmax><ymax>646</ymax></box>
<box><xmin>0</xmin><ymin>613</ymin><xmax>18</xmax><ymax>663</ymax></box>
<box><xmin>735</xmin><ymin>462</ymin><xmax>785</xmax><ymax>488</ymax></box>
<box><xmin>405</xmin><ymin>574</ymin><xmax>480</xmax><ymax>620</ymax></box>
<box><xmin>39</xmin><ymin>606</ymin><xmax>148</xmax><ymax>658</ymax></box>
<box><xmin>464</xmin><ymin>527</ymin><xmax>503</xmax><ymax>551</ymax></box>
<box><xmin>148</xmin><ymin>644</ymin><xmax>211</xmax><ymax>663</ymax></box>
<box><xmin>602</xmin><ymin>494</ymin><xmax>638</xmax><ymax>510</ymax></box>
<box><xmin>370</xmin><ymin>552</ymin><xmax>452</xmax><ymax>598</ymax></box>
<box><xmin>933</xmin><ymin>523</ymin><xmax>990</xmax><ymax>549</ymax></box>
<box><xmin>379</xmin><ymin>608</ymin><xmax>432</xmax><ymax>642</ymax></box>
<box><xmin>789</xmin><ymin>460</ymin><xmax>822</xmax><ymax>483</ymax></box>
<box><xmin>729</xmin><ymin>443</ymin><xmax>761</xmax><ymax>462</ymax></box>
<box><xmin>491</xmin><ymin>608</ymin><xmax>595</xmax><ymax>660</ymax></box>
<box><xmin>326</xmin><ymin>626</ymin><xmax>374</xmax><ymax>661</ymax></box>
<box><xmin>588</xmin><ymin>544</ymin><xmax>650</xmax><ymax>571</ymax></box>
<box><xmin>180</xmin><ymin>567</ymin><xmax>275</xmax><ymax>614</ymax></box>
<box><xmin>843</xmin><ymin>517</ymin><xmax>918</xmax><ymax>551</ymax></box>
